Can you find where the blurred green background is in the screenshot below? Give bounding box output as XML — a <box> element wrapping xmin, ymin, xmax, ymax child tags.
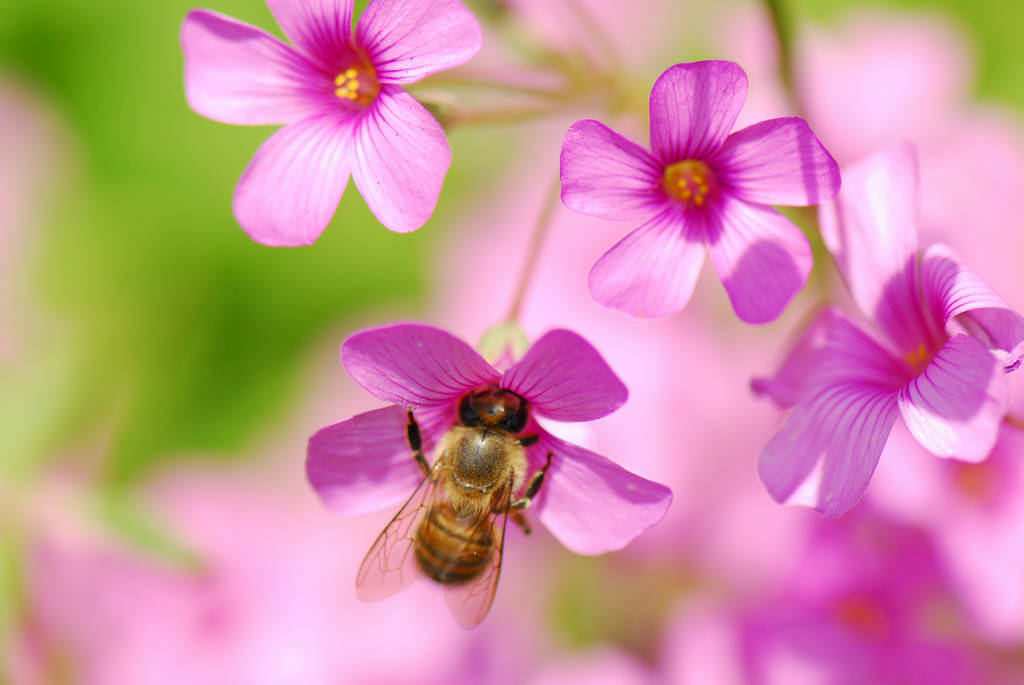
<box><xmin>1</xmin><ymin>0</ymin><xmax>1021</xmax><ymax>491</ymax></box>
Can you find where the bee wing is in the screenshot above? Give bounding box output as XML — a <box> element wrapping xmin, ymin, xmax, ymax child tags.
<box><xmin>442</xmin><ymin>479</ymin><xmax>513</xmax><ymax>629</ymax></box>
<box><xmin>355</xmin><ymin>469</ymin><xmax>439</xmax><ymax>602</ymax></box>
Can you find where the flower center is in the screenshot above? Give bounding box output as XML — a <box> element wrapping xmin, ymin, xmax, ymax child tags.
<box><xmin>903</xmin><ymin>342</ymin><xmax>933</xmax><ymax>373</ymax></box>
<box><xmin>334</xmin><ymin>62</ymin><xmax>379</xmax><ymax>106</ymax></box>
<box><xmin>663</xmin><ymin>159</ymin><xmax>716</xmax><ymax>207</ymax></box>
<box><xmin>833</xmin><ymin>595</ymin><xmax>890</xmax><ymax>639</ymax></box>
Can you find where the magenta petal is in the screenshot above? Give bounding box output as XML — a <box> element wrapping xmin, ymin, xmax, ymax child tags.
<box><xmin>533</xmin><ymin>432</ymin><xmax>671</xmax><ymax>554</ymax></box>
<box><xmin>588</xmin><ymin>209</ymin><xmax>704</xmax><ymax>319</ymax></box>
<box><xmin>356</xmin><ymin>0</ymin><xmax>482</xmax><ymax>84</ymax></box>
<box><xmin>182</xmin><ymin>10</ymin><xmax>326</xmax><ymax>125</ymax></box>
<box><xmin>306</xmin><ymin>404</ymin><xmax>452</xmax><ymax>515</ymax></box>
<box><xmin>501</xmin><ymin>330</ymin><xmax>627</xmax><ymax>422</ymax></box>
<box><xmin>751</xmin><ymin>307</ymin><xmax>843</xmax><ymax>409</ymax></box>
<box><xmin>898</xmin><ymin>334</ymin><xmax>1009</xmax><ymax>462</ymax></box>
<box><xmin>341</xmin><ymin>323</ymin><xmax>498</xmax><ymax>407</ymax></box>
<box><xmin>232</xmin><ymin>112</ymin><xmax>354</xmax><ymax>246</ymax></box>
<box><xmin>759</xmin><ymin>381</ymin><xmax>900</xmax><ymax>518</ymax></box>
<box><xmin>648</xmin><ymin>61</ymin><xmax>748</xmax><ymax>163</ymax></box>
<box><xmin>712</xmin><ymin>117</ymin><xmax>840</xmax><ymax>206</ymax></box>
<box><xmin>818</xmin><ymin>143</ymin><xmax>929</xmax><ymax>350</ymax></box>
<box><xmin>706</xmin><ymin>195</ymin><xmax>812</xmax><ymax>324</ymax></box>
<box><xmin>265</xmin><ymin>0</ymin><xmax>354</xmax><ymax>64</ymax></box>
<box><xmin>559</xmin><ymin>119</ymin><xmax>665</xmax><ymax>221</ymax></box>
<box><xmin>921</xmin><ymin>243</ymin><xmax>1024</xmax><ymax>370</ymax></box>
<box><xmin>351</xmin><ymin>87</ymin><xmax>450</xmax><ymax>232</ymax></box>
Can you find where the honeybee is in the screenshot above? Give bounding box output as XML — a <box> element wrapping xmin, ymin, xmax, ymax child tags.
<box><xmin>355</xmin><ymin>384</ymin><xmax>552</xmax><ymax>628</ymax></box>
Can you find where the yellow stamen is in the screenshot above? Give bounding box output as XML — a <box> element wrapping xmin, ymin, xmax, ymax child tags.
<box><xmin>663</xmin><ymin>159</ymin><xmax>716</xmax><ymax>208</ymax></box>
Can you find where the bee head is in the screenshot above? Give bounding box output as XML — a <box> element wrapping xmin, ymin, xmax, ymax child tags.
<box><xmin>458</xmin><ymin>386</ymin><xmax>528</xmax><ymax>433</ymax></box>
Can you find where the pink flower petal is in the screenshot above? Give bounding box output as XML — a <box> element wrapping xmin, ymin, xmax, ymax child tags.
<box><xmin>818</xmin><ymin>143</ymin><xmax>932</xmax><ymax>351</ymax></box>
<box><xmin>588</xmin><ymin>208</ymin><xmax>705</xmax><ymax>319</ymax></box>
<box><xmin>533</xmin><ymin>432</ymin><xmax>672</xmax><ymax>555</ymax></box>
<box><xmin>559</xmin><ymin>119</ymin><xmax>666</xmax><ymax>221</ymax></box>
<box><xmin>341</xmin><ymin>323</ymin><xmax>498</xmax><ymax>407</ymax></box>
<box><xmin>712</xmin><ymin>117</ymin><xmax>840</xmax><ymax>206</ymax></box>
<box><xmin>898</xmin><ymin>334</ymin><xmax>1009</xmax><ymax>462</ymax></box>
<box><xmin>265</xmin><ymin>0</ymin><xmax>355</xmax><ymax>64</ymax></box>
<box><xmin>501</xmin><ymin>330</ymin><xmax>627</xmax><ymax>422</ymax></box>
<box><xmin>751</xmin><ymin>307</ymin><xmax>843</xmax><ymax>408</ymax></box>
<box><xmin>649</xmin><ymin>61</ymin><xmax>748</xmax><ymax>163</ymax></box>
<box><xmin>356</xmin><ymin>0</ymin><xmax>482</xmax><ymax>84</ymax></box>
<box><xmin>181</xmin><ymin>10</ymin><xmax>327</xmax><ymax>125</ymax></box>
<box><xmin>759</xmin><ymin>313</ymin><xmax>906</xmax><ymax>517</ymax></box>
<box><xmin>759</xmin><ymin>381</ymin><xmax>900</xmax><ymax>518</ymax></box>
<box><xmin>307</xmin><ymin>404</ymin><xmax>453</xmax><ymax>515</ymax></box>
<box><xmin>706</xmin><ymin>195</ymin><xmax>812</xmax><ymax>324</ymax></box>
<box><xmin>351</xmin><ymin>87</ymin><xmax>450</xmax><ymax>232</ymax></box>
<box><xmin>232</xmin><ymin>112</ymin><xmax>355</xmax><ymax>246</ymax></box>
<box><xmin>921</xmin><ymin>243</ymin><xmax>1024</xmax><ymax>370</ymax></box>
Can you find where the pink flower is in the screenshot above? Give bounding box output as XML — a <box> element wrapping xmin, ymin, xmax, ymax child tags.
<box><xmin>307</xmin><ymin>323</ymin><xmax>672</xmax><ymax>556</ymax></box>
<box><xmin>181</xmin><ymin>0</ymin><xmax>482</xmax><ymax>244</ymax></box>
<box><xmin>755</xmin><ymin>143</ymin><xmax>1024</xmax><ymax>517</ymax></box>
<box><xmin>558</xmin><ymin>60</ymin><xmax>839</xmax><ymax>323</ymax></box>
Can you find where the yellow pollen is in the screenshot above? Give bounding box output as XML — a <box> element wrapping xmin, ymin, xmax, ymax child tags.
<box><xmin>664</xmin><ymin>159</ymin><xmax>716</xmax><ymax>208</ymax></box>
<box><xmin>904</xmin><ymin>342</ymin><xmax>931</xmax><ymax>370</ymax></box>
<box><xmin>333</xmin><ymin>63</ymin><xmax>379</xmax><ymax>105</ymax></box>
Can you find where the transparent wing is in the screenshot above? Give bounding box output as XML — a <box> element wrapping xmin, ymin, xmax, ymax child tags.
<box><xmin>442</xmin><ymin>479</ymin><xmax>513</xmax><ymax>629</ymax></box>
<box><xmin>355</xmin><ymin>469</ymin><xmax>439</xmax><ymax>601</ymax></box>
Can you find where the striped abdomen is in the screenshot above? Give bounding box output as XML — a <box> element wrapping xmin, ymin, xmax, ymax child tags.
<box><xmin>415</xmin><ymin>503</ymin><xmax>494</xmax><ymax>586</ymax></box>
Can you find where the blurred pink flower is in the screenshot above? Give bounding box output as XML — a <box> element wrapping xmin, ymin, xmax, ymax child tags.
<box><xmin>870</xmin><ymin>419</ymin><xmax>1024</xmax><ymax>644</ymax></box>
<box><xmin>181</xmin><ymin>0</ymin><xmax>481</xmax><ymax>244</ymax></box>
<box><xmin>307</xmin><ymin>323</ymin><xmax>672</xmax><ymax>556</ymax></box>
<box><xmin>756</xmin><ymin>143</ymin><xmax>1024</xmax><ymax>517</ymax></box>
<box><xmin>662</xmin><ymin>516</ymin><xmax>991</xmax><ymax>684</ymax></box>
<box><xmin>559</xmin><ymin>60</ymin><xmax>839</xmax><ymax>323</ymax></box>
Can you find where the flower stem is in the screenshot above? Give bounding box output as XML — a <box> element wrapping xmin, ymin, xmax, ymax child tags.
<box><xmin>762</xmin><ymin>0</ymin><xmax>801</xmax><ymax>114</ymax></box>
<box><xmin>505</xmin><ymin>177</ymin><xmax>561</xmax><ymax>322</ymax></box>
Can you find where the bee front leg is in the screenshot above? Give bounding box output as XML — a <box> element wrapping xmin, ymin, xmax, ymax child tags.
<box><xmin>406</xmin><ymin>408</ymin><xmax>430</xmax><ymax>477</ymax></box>
<box><xmin>509</xmin><ymin>451</ymin><xmax>553</xmax><ymax>512</ymax></box>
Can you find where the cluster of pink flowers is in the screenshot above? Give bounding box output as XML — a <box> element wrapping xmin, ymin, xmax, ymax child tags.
<box><xmin>171</xmin><ymin>0</ymin><xmax>1024</xmax><ymax>645</ymax></box>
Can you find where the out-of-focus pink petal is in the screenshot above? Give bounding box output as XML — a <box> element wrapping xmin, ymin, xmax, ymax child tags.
<box><xmin>751</xmin><ymin>307</ymin><xmax>842</xmax><ymax>408</ymax></box>
<box><xmin>649</xmin><ymin>61</ymin><xmax>748</xmax><ymax>163</ymax></box>
<box><xmin>818</xmin><ymin>143</ymin><xmax>931</xmax><ymax>351</ymax></box>
<box><xmin>307</xmin><ymin>404</ymin><xmax>452</xmax><ymax>515</ymax></box>
<box><xmin>265</xmin><ymin>0</ymin><xmax>355</xmax><ymax>64</ymax></box>
<box><xmin>588</xmin><ymin>209</ymin><xmax>704</xmax><ymax>319</ymax></box>
<box><xmin>559</xmin><ymin>119</ymin><xmax>666</xmax><ymax>221</ymax></box>
<box><xmin>351</xmin><ymin>87</ymin><xmax>450</xmax><ymax>232</ymax></box>
<box><xmin>921</xmin><ymin>243</ymin><xmax>1024</xmax><ymax>370</ymax></box>
<box><xmin>759</xmin><ymin>313</ymin><xmax>905</xmax><ymax>517</ymax></box>
<box><xmin>356</xmin><ymin>0</ymin><xmax>482</xmax><ymax>84</ymax></box>
<box><xmin>713</xmin><ymin>117</ymin><xmax>840</xmax><ymax>206</ymax></box>
<box><xmin>533</xmin><ymin>432</ymin><xmax>671</xmax><ymax>555</ymax></box>
<box><xmin>706</xmin><ymin>195</ymin><xmax>812</xmax><ymax>324</ymax></box>
<box><xmin>181</xmin><ymin>10</ymin><xmax>327</xmax><ymax>125</ymax></box>
<box><xmin>232</xmin><ymin>112</ymin><xmax>354</xmax><ymax>246</ymax></box>
<box><xmin>341</xmin><ymin>323</ymin><xmax>498</xmax><ymax>407</ymax></box>
<box><xmin>898</xmin><ymin>334</ymin><xmax>1008</xmax><ymax>462</ymax></box>
<box><xmin>759</xmin><ymin>381</ymin><xmax>899</xmax><ymax>518</ymax></box>
<box><xmin>501</xmin><ymin>330</ymin><xmax>627</xmax><ymax>422</ymax></box>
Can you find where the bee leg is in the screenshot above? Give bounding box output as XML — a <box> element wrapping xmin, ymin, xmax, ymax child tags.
<box><xmin>509</xmin><ymin>451</ymin><xmax>553</xmax><ymax>511</ymax></box>
<box><xmin>510</xmin><ymin>509</ymin><xmax>532</xmax><ymax>535</ymax></box>
<box><xmin>515</xmin><ymin>434</ymin><xmax>539</xmax><ymax>447</ymax></box>
<box><xmin>406</xmin><ymin>408</ymin><xmax>430</xmax><ymax>477</ymax></box>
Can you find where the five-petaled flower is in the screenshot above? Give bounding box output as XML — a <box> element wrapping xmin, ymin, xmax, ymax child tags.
<box><xmin>181</xmin><ymin>0</ymin><xmax>482</xmax><ymax>245</ymax></box>
<box><xmin>754</xmin><ymin>143</ymin><xmax>1024</xmax><ymax>517</ymax></box>
<box><xmin>559</xmin><ymin>60</ymin><xmax>841</xmax><ymax>323</ymax></box>
<box><xmin>306</xmin><ymin>323</ymin><xmax>672</xmax><ymax>555</ymax></box>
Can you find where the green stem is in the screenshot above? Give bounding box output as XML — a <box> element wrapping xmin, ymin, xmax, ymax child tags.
<box><xmin>505</xmin><ymin>178</ymin><xmax>562</xmax><ymax>322</ymax></box>
<box><xmin>762</xmin><ymin>0</ymin><xmax>801</xmax><ymax>114</ymax></box>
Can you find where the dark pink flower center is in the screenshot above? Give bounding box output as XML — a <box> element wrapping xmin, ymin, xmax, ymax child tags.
<box><xmin>832</xmin><ymin>595</ymin><xmax>890</xmax><ymax>639</ymax></box>
<box><xmin>902</xmin><ymin>342</ymin><xmax>934</xmax><ymax>374</ymax></box>
<box><xmin>663</xmin><ymin>159</ymin><xmax>716</xmax><ymax>207</ymax></box>
<box><xmin>334</xmin><ymin>59</ymin><xmax>379</xmax><ymax>106</ymax></box>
